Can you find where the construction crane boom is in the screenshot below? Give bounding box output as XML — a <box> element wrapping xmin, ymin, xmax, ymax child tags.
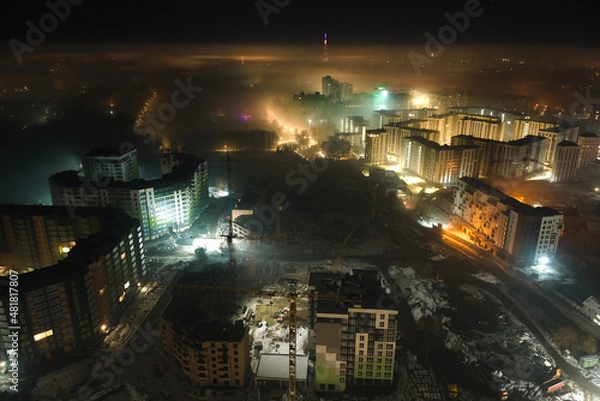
<box><xmin>146</xmin><ymin>279</ymin><xmax>362</xmax><ymax>401</ymax></box>
<box><xmin>333</xmin><ymin>226</ymin><xmax>355</xmax><ymax>273</ymax></box>
<box><xmin>275</xmin><ymin>186</ymin><xmax>294</xmax><ymax>239</ymax></box>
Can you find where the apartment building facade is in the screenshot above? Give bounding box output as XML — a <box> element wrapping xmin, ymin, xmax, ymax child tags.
<box><xmin>456</xmin><ymin>115</ymin><xmax>504</xmax><ymax>141</ymax></box>
<box><xmin>161</xmin><ymin>270</ymin><xmax>250</xmax><ymax>388</ymax></box>
<box><xmin>49</xmin><ymin>154</ymin><xmax>209</xmax><ymax>240</ymax></box>
<box><xmin>364</xmin><ymin>129</ymin><xmax>388</xmax><ymax>165</ymax></box>
<box><xmin>577</xmin><ymin>132</ymin><xmax>600</xmax><ymax>169</ymax></box>
<box><xmin>538</xmin><ymin>126</ymin><xmax>580</xmax><ymax>164</ymax></box>
<box><xmin>0</xmin><ymin>207</ymin><xmax>146</xmax><ymax>365</ymax></box>
<box><xmin>309</xmin><ymin>271</ymin><xmax>398</xmax><ymax>392</ymax></box>
<box><xmin>0</xmin><ymin>205</ymin><xmax>116</xmax><ymax>272</ymax></box>
<box><xmin>451</xmin><ymin>135</ymin><xmax>548</xmax><ymax>179</ymax></box>
<box><xmin>81</xmin><ymin>147</ymin><xmax>140</xmax><ymax>182</ymax></box>
<box><xmin>400</xmin><ymin>137</ymin><xmax>479</xmax><ymax>186</ymax></box>
<box><xmin>162</xmin><ymin>319</ymin><xmax>250</xmax><ymax>387</ymax></box>
<box><xmin>513</xmin><ymin>119</ymin><xmax>556</xmax><ymax>139</ymax></box>
<box><xmin>453</xmin><ymin>177</ymin><xmax>563</xmax><ymax>265</ymax></box>
<box><xmin>552</xmin><ymin>141</ymin><xmax>581</xmax><ymax>182</ymax></box>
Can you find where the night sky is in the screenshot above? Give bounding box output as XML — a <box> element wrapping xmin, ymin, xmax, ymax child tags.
<box><xmin>0</xmin><ymin>0</ymin><xmax>598</xmax><ymax>48</ymax></box>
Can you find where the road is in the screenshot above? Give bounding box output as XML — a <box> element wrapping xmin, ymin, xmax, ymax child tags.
<box><xmin>382</xmin><ymin>204</ymin><xmax>600</xmax><ymax>398</ymax></box>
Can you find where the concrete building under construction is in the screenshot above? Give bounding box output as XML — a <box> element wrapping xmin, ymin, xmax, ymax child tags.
<box><xmin>161</xmin><ymin>270</ymin><xmax>251</xmax><ymax>388</ymax></box>
<box><xmin>308</xmin><ymin>270</ymin><xmax>398</xmax><ymax>393</ymax></box>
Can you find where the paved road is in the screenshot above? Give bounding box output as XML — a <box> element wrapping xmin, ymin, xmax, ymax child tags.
<box><xmin>378</xmin><ymin>203</ymin><xmax>600</xmax><ymax>398</ymax></box>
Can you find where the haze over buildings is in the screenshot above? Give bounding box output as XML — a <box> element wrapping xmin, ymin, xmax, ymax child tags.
<box><xmin>0</xmin><ymin>1</ymin><xmax>600</xmax><ymax>400</ymax></box>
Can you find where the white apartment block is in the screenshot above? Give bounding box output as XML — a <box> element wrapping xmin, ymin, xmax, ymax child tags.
<box><xmin>49</xmin><ymin>155</ymin><xmax>209</xmax><ymax>240</ymax></box>
<box><xmin>454</xmin><ymin>177</ymin><xmax>563</xmax><ymax>266</ymax></box>
<box><xmin>82</xmin><ymin>148</ymin><xmax>140</xmax><ymax>182</ymax></box>
<box><xmin>456</xmin><ymin>115</ymin><xmax>504</xmax><ymax>141</ymax></box>
<box><xmin>538</xmin><ymin>126</ymin><xmax>580</xmax><ymax>164</ymax></box>
<box><xmin>552</xmin><ymin>141</ymin><xmax>581</xmax><ymax>182</ymax></box>
<box><xmin>513</xmin><ymin>119</ymin><xmax>556</xmax><ymax>139</ymax></box>
<box><xmin>577</xmin><ymin>132</ymin><xmax>600</xmax><ymax>169</ymax></box>
<box><xmin>400</xmin><ymin>137</ymin><xmax>478</xmax><ymax>186</ymax></box>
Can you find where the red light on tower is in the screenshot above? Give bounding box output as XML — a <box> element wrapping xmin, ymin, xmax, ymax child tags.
<box><xmin>323</xmin><ymin>33</ymin><xmax>328</xmax><ymax>62</ymax></box>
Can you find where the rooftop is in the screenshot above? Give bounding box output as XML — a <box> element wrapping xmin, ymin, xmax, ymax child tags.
<box><xmin>406</xmin><ymin>136</ymin><xmax>479</xmax><ymax>151</ymax></box>
<box><xmin>458</xmin><ymin>177</ymin><xmax>561</xmax><ymax>217</ymax></box>
<box><xmin>256</xmin><ymin>354</ymin><xmax>308</xmax><ymax>381</ymax></box>
<box><xmin>83</xmin><ymin>147</ymin><xmax>137</xmax><ymax>158</ymax></box>
<box><xmin>50</xmin><ymin>154</ymin><xmax>206</xmax><ymax>191</ymax></box>
<box><xmin>1</xmin><ymin>207</ymin><xmax>139</xmax><ymax>283</ymax></box>
<box><xmin>163</xmin><ymin>268</ymin><xmax>248</xmax><ymax>345</ymax></box>
<box><xmin>557</xmin><ymin>140</ymin><xmax>579</xmax><ymax>147</ymax></box>
<box><xmin>309</xmin><ymin>270</ymin><xmax>394</xmax><ymax>314</ymax></box>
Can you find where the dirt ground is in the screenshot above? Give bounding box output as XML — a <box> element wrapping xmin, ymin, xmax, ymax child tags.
<box><xmin>254</xmin><ymin>296</ymin><xmax>309</xmax><ymax>327</ymax></box>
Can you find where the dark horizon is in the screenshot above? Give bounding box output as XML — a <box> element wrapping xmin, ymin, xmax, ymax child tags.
<box><xmin>1</xmin><ymin>0</ymin><xmax>599</xmax><ymax>50</ymax></box>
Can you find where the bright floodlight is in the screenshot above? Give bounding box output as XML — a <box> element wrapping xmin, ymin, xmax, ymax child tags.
<box><xmin>540</xmin><ymin>256</ymin><xmax>550</xmax><ymax>265</ymax></box>
<box><xmin>192</xmin><ymin>238</ymin><xmax>223</xmax><ymax>254</ymax></box>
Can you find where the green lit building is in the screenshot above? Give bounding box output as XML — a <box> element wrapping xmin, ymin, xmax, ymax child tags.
<box><xmin>309</xmin><ymin>271</ymin><xmax>398</xmax><ymax>393</ymax></box>
<box><xmin>49</xmin><ymin>153</ymin><xmax>209</xmax><ymax>240</ymax></box>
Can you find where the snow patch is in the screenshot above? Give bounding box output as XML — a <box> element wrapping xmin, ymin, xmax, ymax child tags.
<box><xmin>472</xmin><ymin>271</ymin><xmax>503</xmax><ymax>285</ymax></box>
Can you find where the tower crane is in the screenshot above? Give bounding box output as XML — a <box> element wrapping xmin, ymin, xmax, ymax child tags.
<box><xmin>219</xmin><ymin>151</ymin><xmax>273</xmax><ymax>267</ymax></box>
<box><xmin>275</xmin><ymin>186</ymin><xmax>294</xmax><ymax>239</ymax></box>
<box><xmin>147</xmin><ymin>279</ymin><xmax>362</xmax><ymax>401</ymax></box>
<box><xmin>333</xmin><ymin>226</ymin><xmax>355</xmax><ymax>273</ymax></box>
<box><xmin>222</xmin><ymin>151</ymin><xmax>236</xmax><ymax>268</ymax></box>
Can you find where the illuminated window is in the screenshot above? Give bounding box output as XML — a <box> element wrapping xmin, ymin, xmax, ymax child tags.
<box><xmin>124</xmin><ymin>281</ymin><xmax>130</xmax><ymax>289</ymax></box>
<box><xmin>119</xmin><ymin>292</ymin><xmax>125</xmax><ymax>303</ymax></box>
<box><xmin>61</xmin><ymin>246</ymin><xmax>71</xmax><ymax>254</ymax></box>
<box><xmin>120</xmin><ymin>252</ymin><xmax>126</xmax><ymax>260</ymax></box>
<box><xmin>34</xmin><ymin>330</ymin><xmax>54</xmax><ymax>342</ymax></box>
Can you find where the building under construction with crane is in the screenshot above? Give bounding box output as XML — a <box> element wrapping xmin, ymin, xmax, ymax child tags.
<box><xmin>309</xmin><ymin>270</ymin><xmax>399</xmax><ymax>393</ymax></box>
<box><xmin>160</xmin><ymin>268</ymin><xmax>252</xmax><ymax>388</ymax></box>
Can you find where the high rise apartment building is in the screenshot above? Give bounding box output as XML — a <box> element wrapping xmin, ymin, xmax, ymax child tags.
<box><xmin>551</xmin><ymin>141</ymin><xmax>581</xmax><ymax>182</ymax></box>
<box><xmin>400</xmin><ymin>137</ymin><xmax>479</xmax><ymax>186</ymax></box>
<box><xmin>513</xmin><ymin>119</ymin><xmax>556</xmax><ymax>139</ymax></box>
<box><xmin>309</xmin><ymin>271</ymin><xmax>398</xmax><ymax>392</ymax></box>
<box><xmin>454</xmin><ymin>177</ymin><xmax>563</xmax><ymax>265</ymax></box>
<box><xmin>81</xmin><ymin>147</ymin><xmax>140</xmax><ymax>182</ymax></box>
<box><xmin>0</xmin><ymin>206</ymin><xmax>146</xmax><ymax>365</ymax></box>
<box><xmin>451</xmin><ymin>135</ymin><xmax>548</xmax><ymax>179</ymax></box>
<box><xmin>49</xmin><ymin>154</ymin><xmax>209</xmax><ymax>240</ymax></box>
<box><xmin>161</xmin><ymin>271</ymin><xmax>250</xmax><ymax>388</ymax></box>
<box><xmin>456</xmin><ymin>115</ymin><xmax>504</xmax><ymax>141</ymax></box>
<box><xmin>538</xmin><ymin>126</ymin><xmax>580</xmax><ymax>164</ymax></box>
<box><xmin>577</xmin><ymin>132</ymin><xmax>600</xmax><ymax>169</ymax></box>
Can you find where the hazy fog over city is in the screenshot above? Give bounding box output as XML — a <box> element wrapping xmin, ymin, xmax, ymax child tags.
<box><xmin>2</xmin><ymin>1</ymin><xmax>600</xmax><ymax>401</ymax></box>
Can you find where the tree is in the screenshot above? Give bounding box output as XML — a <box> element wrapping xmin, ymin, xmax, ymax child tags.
<box><xmin>580</xmin><ymin>334</ymin><xmax>598</xmax><ymax>355</ymax></box>
<box><xmin>553</xmin><ymin>326</ymin><xmax>578</xmax><ymax>351</ymax></box>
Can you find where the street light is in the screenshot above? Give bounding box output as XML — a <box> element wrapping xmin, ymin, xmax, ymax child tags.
<box><xmin>540</xmin><ymin>256</ymin><xmax>550</xmax><ymax>265</ymax></box>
